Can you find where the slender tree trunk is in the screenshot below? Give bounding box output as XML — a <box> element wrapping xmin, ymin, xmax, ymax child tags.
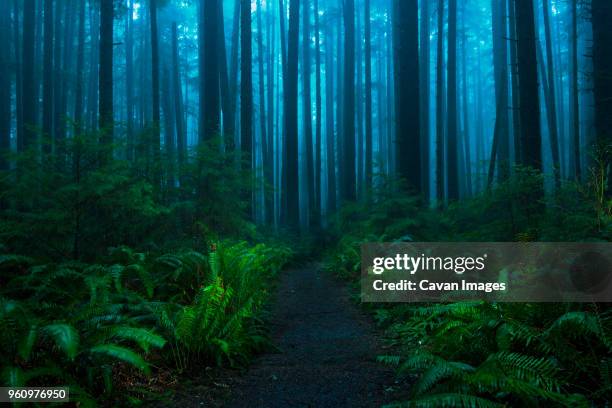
<box><xmin>227</xmin><ymin>0</ymin><xmax>240</xmax><ymax>148</ymax></box>
<box><xmin>279</xmin><ymin>0</ymin><xmax>288</xmax><ymax>222</ymax></box>
<box><xmin>461</xmin><ymin>3</ymin><xmax>472</xmax><ymax>195</ymax></box>
<box><xmin>162</xmin><ymin>67</ymin><xmax>175</xmax><ymax>188</ymax></box>
<box><xmin>241</xmin><ymin>0</ymin><xmax>254</xmax><ymax>215</ymax></box>
<box><xmin>99</xmin><ymin>0</ymin><xmax>114</xmax><ymax>157</ymax></box>
<box><xmin>302</xmin><ymin>0</ymin><xmax>314</xmax><ymax>222</ymax></box>
<box><xmin>201</xmin><ymin>0</ymin><xmax>220</xmax><ymax>141</ymax></box>
<box><xmin>150</xmin><ymin>0</ymin><xmax>160</xmax><ymax>184</ymax></box>
<box><xmin>435</xmin><ymin>0</ymin><xmax>444</xmax><ymax>201</ymax></box>
<box><xmin>570</xmin><ymin>0</ymin><xmax>580</xmax><ymax>180</ymax></box>
<box><xmin>420</xmin><ymin>0</ymin><xmax>430</xmax><ymax>200</ymax></box>
<box><xmin>591</xmin><ymin>1</ymin><xmax>612</xmax><ymax>161</ymax></box>
<box><xmin>42</xmin><ymin>0</ymin><xmax>53</xmax><ymax>155</ymax></box>
<box><xmin>491</xmin><ymin>0</ymin><xmax>509</xmax><ymax>182</ymax></box>
<box><xmin>355</xmin><ymin>8</ymin><xmax>363</xmax><ymax>197</ymax></box>
<box><xmin>508</xmin><ymin>0</ymin><xmax>521</xmax><ymax>164</ymax></box>
<box><xmin>21</xmin><ymin>0</ymin><xmax>35</xmax><ymax>153</ymax></box>
<box><xmin>542</xmin><ymin>0</ymin><xmax>560</xmax><ymax>188</ymax></box>
<box><xmin>446</xmin><ymin>0</ymin><xmax>458</xmax><ymax>199</ymax></box>
<box><xmin>126</xmin><ymin>0</ymin><xmax>134</xmax><ymax>160</ymax></box>
<box><xmin>267</xmin><ymin>2</ymin><xmax>276</xmax><ymax>224</ymax></box>
<box><xmin>74</xmin><ymin>0</ymin><xmax>85</xmax><ymax>127</ymax></box>
<box><xmin>342</xmin><ymin>0</ymin><xmax>356</xmax><ymax>201</ymax></box>
<box><xmin>88</xmin><ymin>0</ymin><xmax>100</xmax><ymax>130</ymax></box>
<box><xmin>364</xmin><ymin>0</ymin><xmax>372</xmax><ymax>199</ymax></box>
<box><xmin>172</xmin><ymin>22</ymin><xmax>186</xmax><ymax>179</ymax></box>
<box><xmin>325</xmin><ymin>18</ymin><xmax>336</xmax><ymax>214</ymax></box>
<box><xmin>0</xmin><ymin>0</ymin><xmax>9</xmax><ymax>170</ymax></box>
<box><xmin>285</xmin><ymin>0</ymin><xmax>300</xmax><ymax>227</ymax></box>
<box><xmin>52</xmin><ymin>0</ymin><xmax>63</xmax><ymax>152</ymax></box>
<box><xmin>13</xmin><ymin>0</ymin><xmax>23</xmax><ymax>152</ymax></box>
<box><xmin>313</xmin><ymin>0</ymin><xmax>322</xmax><ymax>221</ymax></box>
<box><xmin>515</xmin><ymin>0</ymin><xmax>542</xmax><ymax>172</ymax></box>
<box><xmin>256</xmin><ymin>0</ymin><xmax>272</xmax><ymax>223</ymax></box>
<box><xmin>218</xmin><ymin>0</ymin><xmax>232</xmax><ymax>147</ymax></box>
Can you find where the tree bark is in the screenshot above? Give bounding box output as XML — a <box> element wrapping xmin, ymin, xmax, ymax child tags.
<box><xmin>126</xmin><ymin>0</ymin><xmax>134</xmax><ymax>160</ymax></box>
<box><xmin>42</xmin><ymin>0</ymin><xmax>53</xmax><ymax>155</ymax></box>
<box><xmin>99</xmin><ymin>0</ymin><xmax>114</xmax><ymax>157</ymax></box>
<box><xmin>435</xmin><ymin>0</ymin><xmax>444</xmax><ymax>201</ymax></box>
<box><xmin>0</xmin><ymin>0</ymin><xmax>10</xmax><ymax>170</ymax></box>
<box><xmin>285</xmin><ymin>0</ymin><xmax>300</xmax><ymax>227</ymax></box>
<box><xmin>542</xmin><ymin>0</ymin><xmax>561</xmax><ymax>188</ymax></box>
<box><xmin>420</xmin><ymin>0</ymin><xmax>430</xmax><ymax>199</ymax></box>
<box><xmin>201</xmin><ymin>0</ymin><xmax>220</xmax><ymax>141</ymax></box>
<box><xmin>325</xmin><ymin>16</ymin><xmax>336</xmax><ymax>214</ymax></box>
<box><xmin>446</xmin><ymin>0</ymin><xmax>458</xmax><ymax>199</ymax></box>
<box><xmin>570</xmin><ymin>0</ymin><xmax>580</xmax><ymax>180</ymax></box>
<box><xmin>342</xmin><ymin>0</ymin><xmax>356</xmax><ymax>201</ymax></box>
<box><xmin>150</xmin><ymin>0</ymin><xmax>160</xmax><ymax>184</ymax></box>
<box><xmin>592</xmin><ymin>1</ymin><xmax>612</xmax><ymax>154</ymax></box>
<box><xmin>241</xmin><ymin>0</ymin><xmax>254</xmax><ymax>215</ymax></box>
<box><xmin>172</xmin><ymin>22</ymin><xmax>186</xmax><ymax>178</ymax></box>
<box><xmin>364</xmin><ymin>0</ymin><xmax>372</xmax><ymax>199</ymax></box>
<box><xmin>302</xmin><ymin>0</ymin><xmax>314</xmax><ymax>222</ymax></box>
<box><xmin>515</xmin><ymin>0</ymin><xmax>541</xmax><ymax>172</ymax></box>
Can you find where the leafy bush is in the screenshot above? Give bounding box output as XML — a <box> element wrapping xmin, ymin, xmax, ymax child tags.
<box><xmin>324</xmin><ymin>170</ymin><xmax>612</xmax><ymax>407</ymax></box>
<box><xmin>0</xmin><ymin>241</ymin><xmax>292</xmax><ymax>405</ymax></box>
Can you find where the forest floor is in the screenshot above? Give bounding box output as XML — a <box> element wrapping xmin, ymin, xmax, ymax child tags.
<box><xmin>155</xmin><ymin>263</ymin><xmax>406</xmax><ymax>407</ymax></box>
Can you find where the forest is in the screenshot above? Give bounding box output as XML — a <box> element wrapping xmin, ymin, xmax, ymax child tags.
<box><xmin>1</xmin><ymin>0</ymin><xmax>612</xmax><ymax>406</ymax></box>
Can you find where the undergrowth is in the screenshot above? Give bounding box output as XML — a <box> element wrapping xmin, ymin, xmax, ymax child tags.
<box><xmin>324</xmin><ymin>168</ymin><xmax>612</xmax><ymax>407</ymax></box>
<box><xmin>0</xmin><ymin>242</ymin><xmax>292</xmax><ymax>406</ymax></box>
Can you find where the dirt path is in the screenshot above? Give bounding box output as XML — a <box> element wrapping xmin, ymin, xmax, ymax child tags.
<box><xmin>157</xmin><ymin>263</ymin><xmax>402</xmax><ymax>407</ymax></box>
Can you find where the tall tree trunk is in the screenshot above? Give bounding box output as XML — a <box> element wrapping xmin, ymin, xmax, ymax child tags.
<box><xmin>218</xmin><ymin>0</ymin><xmax>232</xmax><ymax>147</ymax></box>
<box><xmin>570</xmin><ymin>0</ymin><xmax>580</xmax><ymax>180</ymax></box>
<box><xmin>515</xmin><ymin>0</ymin><xmax>542</xmax><ymax>172</ymax></box>
<box><xmin>52</xmin><ymin>0</ymin><xmax>63</xmax><ymax>153</ymax></box>
<box><xmin>201</xmin><ymin>0</ymin><xmax>220</xmax><ymax>141</ymax></box>
<box><xmin>99</xmin><ymin>0</ymin><xmax>114</xmax><ymax>157</ymax></box>
<box><xmin>42</xmin><ymin>0</ymin><xmax>53</xmax><ymax>155</ymax></box>
<box><xmin>267</xmin><ymin>2</ymin><xmax>276</xmax><ymax>224</ymax></box>
<box><xmin>279</xmin><ymin>0</ymin><xmax>288</xmax><ymax>222</ymax></box>
<box><xmin>491</xmin><ymin>0</ymin><xmax>509</xmax><ymax>183</ymax></box>
<box><xmin>150</xmin><ymin>0</ymin><xmax>160</xmax><ymax>184</ymax></box>
<box><xmin>313</xmin><ymin>0</ymin><xmax>322</xmax><ymax>221</ymax></box>
<box><xmin>364</xmin><ymin>0</ymin><xmax>373</xmax><ymax>199</ymax></box>
<box><xmin>256</xmin><ymin>0</ymin><xmax>271</xmax><ymax>223</ymax></box>
<box><xmin>0</xmin><ymin>0</ymin><xmax>9</xmax><ymax>170</ymax></box>
<box><xmin>13</xmin><ymin>0</ymin><xmax>23</xmax><ymax>152</ymax></box>
<box><xmin>88</xmin><ymin>0</ymin><xmax>100</xmax><ymax>130</ymax></box>
<box><xmin>446</xmin><ymin>0</ymin><xmax>458</xmax><ymax>199</ymax></box>
<box><xmin>302</xmin><ymin>0</ymin><xmax>314</xmax><ymax>222</ymax></box>
<box><xmin>591</xmin><ymin>0</ymin><xmax>612</xmax><ymax>167</ymax></box>
<box><xmin>325</xmin><ymin>17</ymin><xmax>336</xmax><ymax>215</ymax></box>
<box><xmin>172</xmin><ymin>22</ymin><xmax>186</xmax><ymax>180</ymax></box>
<box><xmin>355</xmin><ymin>8</ymin><xmax>363</xmax><ymax>197</ymax></box>
<box><xmin>342</xmin><ymin>0</ymin><xmax>356</xmax><ymax>201</ymax></box>
<box><xmin>126</xmin><ymin>0</ymin><xmax>134</xmax><ymax>160</ymax></box>
<box><xmin>461</xmin><ymin>3</ymin><xmax>472</xmax><ymax>195</ymax></box>
<box><xmin>162</xmin><ymin>67</ymin><xmax>175</xmax><ymax>188</ymax></box>
<box><xmin>227</xmin><ymin>0</ymin><xmax>240</xmax><ymax>148</ymax></box>
<box><xmin>285</xmin><ymin>0</ymin><xmax>300</xmax><ymax>227</ymax></box>
<box><xmin>508</xmin><ymin>0</ymin><xmax>521</xmax><ymax>164</ymax></box>
<box><xmin>435</xmin><ymin>0</ymin><xmax>444</xmax><ymax>201</ymax></box>
<box><xmin>420</xmin><ymin>0</ymin><xmax>430</xmax><ymax>199</ymax></box>
<box><xmin>241</xmin><ymin>0</ymin><xmax>254</xmax><ymax>214</ymax></box>
<box><xmin>542</xmin><ymin>0</ymin><xmax>560</xmax><ymax>188</ymax></box>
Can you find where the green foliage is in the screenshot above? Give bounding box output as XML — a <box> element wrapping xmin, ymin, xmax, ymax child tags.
<box><xmin>325</xmin><ymin>169</ymin><xmax>612</xmax><ymax>407</ymax></box>
<box><xmin>0</xmin><ymin>133</ymin><xmax>259</xmax><ymax>261</ymax></box>
<box><xmin>0</xmin><ymin>241</ymin><xmax>292</xmax><ymax>404</ymax></box>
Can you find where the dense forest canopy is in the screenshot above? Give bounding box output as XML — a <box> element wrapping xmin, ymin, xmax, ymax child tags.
<box><xmin>2</xmin><ymin>0</ymin><xmax>612</xmax><ymax>406</ymax></box>
<box><xmin>1</xmin><ymin>0</ymin><xmax>610</xmax><ymax>233</ymax></box>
